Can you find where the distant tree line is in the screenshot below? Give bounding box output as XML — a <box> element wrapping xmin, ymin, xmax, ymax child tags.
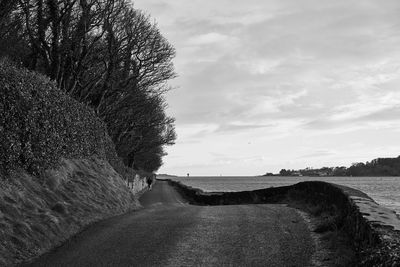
<box><xmin>346</xmin><ymin>157</ymin><xmax>400</xmax><ymax>176</ymax></box>
<box><xmin>265</xmin><ymin>156</ymin><xmax>400</xmax><ymax>177</ymax></box>
<box><xmin>0</xmin><ymin>0</ymin><xmax>176</xmax><ymax>172</ymax></box>
<box><xmin>276</xmin><ymin>166</ymin><xmax>348</xmax><ymax>177</ymax></box>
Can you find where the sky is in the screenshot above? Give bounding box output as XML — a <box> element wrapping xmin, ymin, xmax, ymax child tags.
<box><xmin>133</xmin><ymin>0</ymin><xmax>400</xmax><ymax>176</ymax></box>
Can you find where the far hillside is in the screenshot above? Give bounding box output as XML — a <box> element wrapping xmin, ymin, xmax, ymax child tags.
<box><xmin>267</xmin><ymin>156</ymin><xmax>400</xmax><ymax>177</ymax></box>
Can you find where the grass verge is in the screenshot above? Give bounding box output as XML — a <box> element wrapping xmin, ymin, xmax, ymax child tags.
<box><xmin>0</xmin><ymin>158</ymin><xmax>140</xmax><ymax>266</ymax></box>
<box><xmin>288</xmin><ymin>199</ymin><xmax>356</xmax><ymax>267</ymax></box>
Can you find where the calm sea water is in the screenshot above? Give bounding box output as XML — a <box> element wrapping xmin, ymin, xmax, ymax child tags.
<box><xmin>170</xmin><ymin>176</ymin><xmax>400</xmax><ymax>215</ymax></box>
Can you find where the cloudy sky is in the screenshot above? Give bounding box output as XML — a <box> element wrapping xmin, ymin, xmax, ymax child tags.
<box><xmin>134</xmin><ymin>0</ymin><xmax>400</xmax><ymax>176</ymax></box>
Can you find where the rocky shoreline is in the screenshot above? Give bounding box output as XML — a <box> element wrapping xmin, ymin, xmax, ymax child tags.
<box><xmin>162</xmin><ymin>179</ymin><xmax>400</xmax><ymax>266</ymax></box>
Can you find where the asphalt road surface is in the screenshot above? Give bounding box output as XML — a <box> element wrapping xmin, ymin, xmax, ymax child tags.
<box><xmin>25</xmin><ymin>180</ymin><xmax>314</xmax><ymax>267</ymax></box>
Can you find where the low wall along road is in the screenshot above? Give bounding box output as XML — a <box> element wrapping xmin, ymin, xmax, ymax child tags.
<box><xmin>165</xmin><ymin>179</ymin><xmax>400</xmax><ymax>266</ymax></box>
<box><xmin>126</xmin><ymin>174</ymin><xmax>150</xmax><ymax>195</ymax></box>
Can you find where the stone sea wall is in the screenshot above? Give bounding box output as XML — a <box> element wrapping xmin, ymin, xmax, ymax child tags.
<box><xmin>163</xmin><ymin>179</ymin><xmax>400</xmax><ymax>266</ymax></box>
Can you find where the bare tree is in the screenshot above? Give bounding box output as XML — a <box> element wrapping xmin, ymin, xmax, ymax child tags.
<box><xmin>2</xmin><ymin>0</ymin><xmax>177</xmax><ymax>172</ymax></box>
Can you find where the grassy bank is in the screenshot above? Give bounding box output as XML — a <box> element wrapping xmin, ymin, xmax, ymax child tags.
<box><xmin>0</xmin><ymin>158</ymin><xmax>140</xmax><ymax>266</ymax></box>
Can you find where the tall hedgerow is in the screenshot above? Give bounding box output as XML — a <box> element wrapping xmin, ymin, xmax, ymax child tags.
<box><xmin>0</xmin><ymin>59</ymin><xmax>119</xmax><ymax>176</ymax></box>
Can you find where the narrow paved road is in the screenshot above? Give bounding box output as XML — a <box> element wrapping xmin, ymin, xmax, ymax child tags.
<box><xmin>25</xmin><ymin>181</ymin><xmax>314</xmax><ymax>267</ymax></box>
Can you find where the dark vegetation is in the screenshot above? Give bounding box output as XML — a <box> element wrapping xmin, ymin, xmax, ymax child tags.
<box><xmin>271</xmin><ymin>156</ymin><xmax>400</xmax><ymax>177</ymax></box>
<box><xmin>0</xmin><ymin>0</ymin><xmax>176</xmax><ymax>175</ymax></box>
<box><xmin>0</xmin><ymin>59</ymin><xmax>116</xmax><ymax>175</ymax></box>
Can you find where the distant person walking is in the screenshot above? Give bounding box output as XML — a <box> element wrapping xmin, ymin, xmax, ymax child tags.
<box><xmin>146</xmin><ymin>177</ymin><xmax>153</xmax><ymax>190</ymax></box>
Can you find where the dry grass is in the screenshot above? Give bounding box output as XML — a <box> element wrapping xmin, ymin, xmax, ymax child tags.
<box><xmin>289</xmin><ymin>201</ymin><xmax>356</xmax><ymax>267</ymax></box>
<box><xmin>0</xmin><ymin>158</ymin><xmax>141</xmax><ymax>266</ymax></box>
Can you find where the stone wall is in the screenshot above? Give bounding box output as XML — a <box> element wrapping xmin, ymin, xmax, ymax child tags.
<box><xmin>127</xmin><ymin>174</ymin><xmax>149</xmax><ymax>195</ymax></box>
<box><xmin>163</xmin><ymin>179</ymin><xmax>400</xmax><ymax>266</ymax></box>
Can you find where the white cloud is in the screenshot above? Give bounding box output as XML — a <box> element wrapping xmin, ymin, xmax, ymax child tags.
<box><xmin>134</xmin><ymin>0</ymin><xmax>400</xmax><ymax>175</ymax></box>
<box><xmin>235</xmin><ymin>59</ymin><xmax>283</xmax><ymax>75</ymax></box>
<box><xmin>186</xmin><ymin>32</ymin><xmax>230</xmax><ymax>45</ymax></box>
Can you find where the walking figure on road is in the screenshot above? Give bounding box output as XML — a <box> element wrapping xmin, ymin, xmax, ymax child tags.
<box><xmin>146</xmin><ymin>177</ymin><xmax>153</xmax><ymax>190</ymax></box>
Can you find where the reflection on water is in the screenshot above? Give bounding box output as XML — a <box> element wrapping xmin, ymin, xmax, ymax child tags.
<box><xmin>171</xmin><ymin>176</ymin><xmax>400</xmax><ymax>215</ymax></box>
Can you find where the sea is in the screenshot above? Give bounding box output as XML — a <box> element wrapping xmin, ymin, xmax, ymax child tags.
<box><xmin>168</xmin><ymin>176</ymin><xmax>400</xmax><ymax>215</ymax></box>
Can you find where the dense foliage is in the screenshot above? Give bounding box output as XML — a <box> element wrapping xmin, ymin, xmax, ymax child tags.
<box><xmin>346</xmin><ymin>157</ymin><xmax>400</xmax><ymax>176</ymax></box>
<box><xmin>0</xmin><ymin>59</ymin><xmax>118</xmax><ymax>175</ymax></box>
<box><xmin>273</xmin><ymin>156</ymin><xmax>400</xmax><ymax>177</ymax></box>
<box><xmin>0</xmin><ymin>0</ymin><xmax>176</xmax><ymax>172</ymax></box>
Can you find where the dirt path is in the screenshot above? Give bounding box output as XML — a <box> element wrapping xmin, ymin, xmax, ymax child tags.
<box><xmin>24</xmin><ymin>181</ymin><xmax>314</xmax><ymax>267</ymax></box>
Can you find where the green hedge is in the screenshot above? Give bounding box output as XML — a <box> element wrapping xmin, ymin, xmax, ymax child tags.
<box><xmin>0</xmin><ymin>59</ymin><xmax>120</xmax><ymax>176</ymax></box>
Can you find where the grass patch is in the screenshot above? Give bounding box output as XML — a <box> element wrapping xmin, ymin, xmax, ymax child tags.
<box><xmin>0</xmin><ymin>158</ymin><xmax>141</xmax><ymax>266</ymax></box>
<box><xmin>288</xmin><ymin>198</ymin><xmax>356</xmax><ymax>267</ymax></box>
